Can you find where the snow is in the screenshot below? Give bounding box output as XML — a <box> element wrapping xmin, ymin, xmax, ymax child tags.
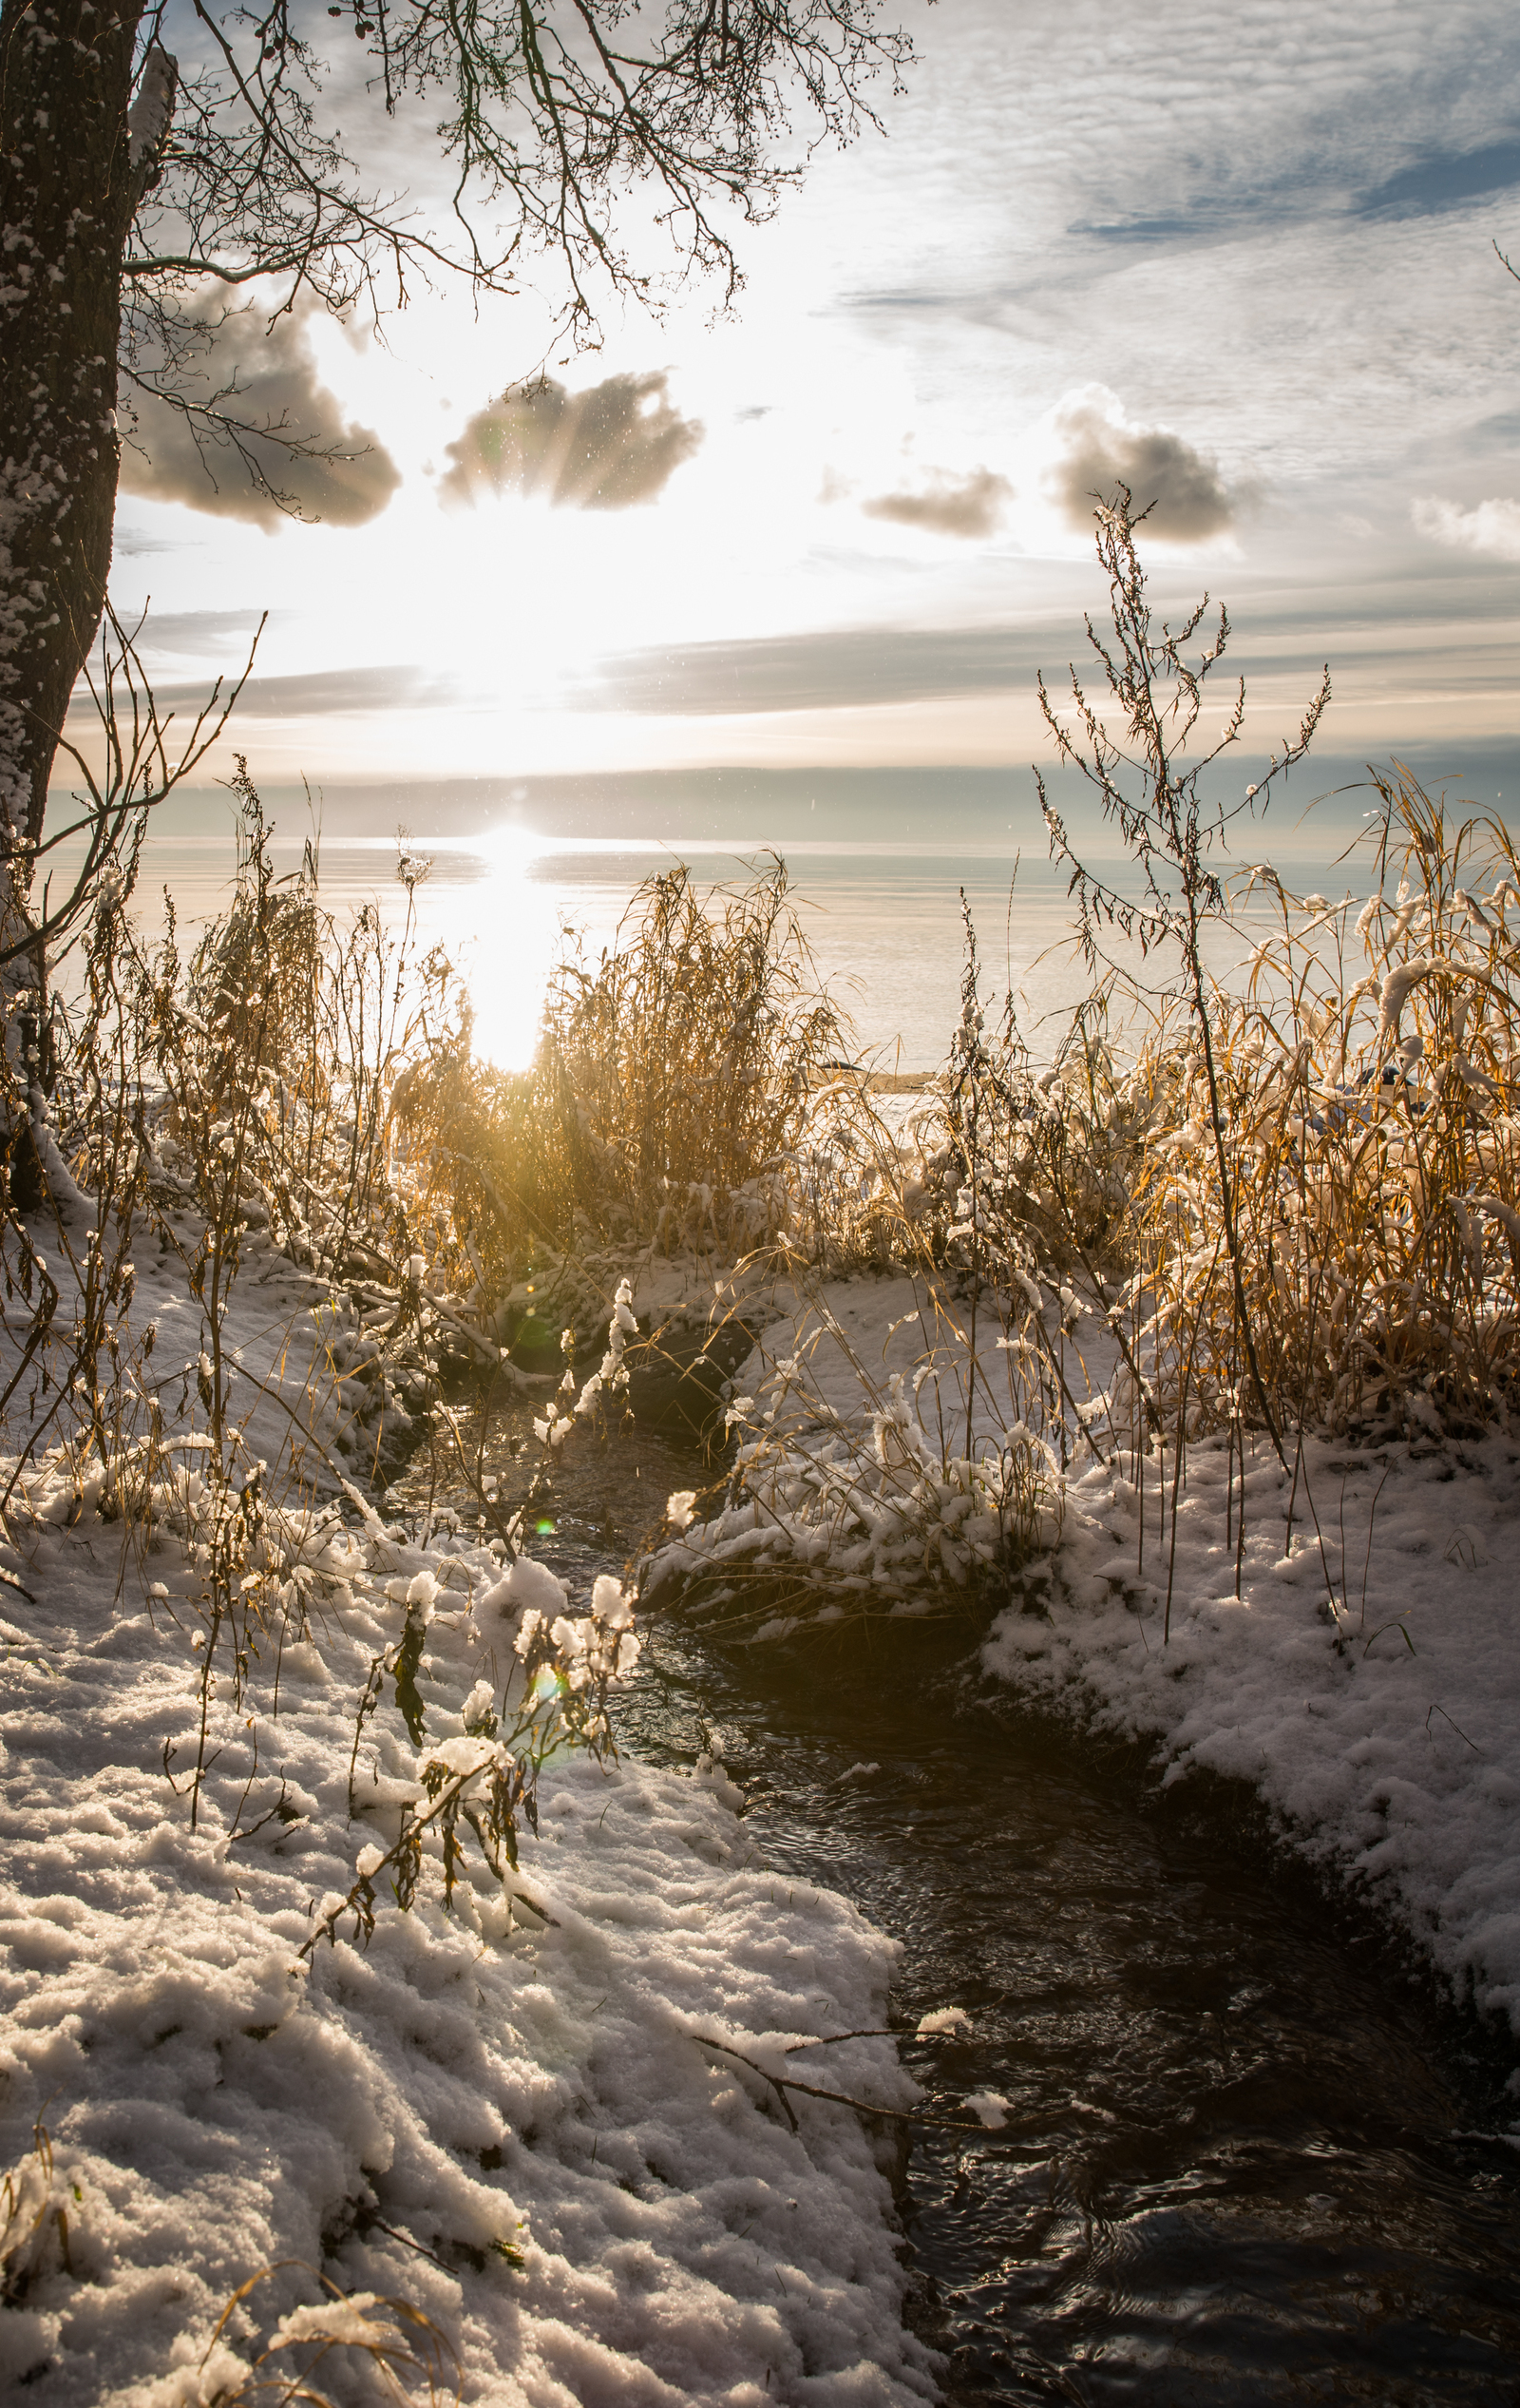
<box><xmin>0</xmin><ymin>1228</ymin><xmax>938</xmax><ymax>2402</ymax></box>
<box><xmin>15</xmin><ymin>1158</ymin><xmax>1520</xmax><ymax>2396</ymax></box>
<box><xmin>646</xmin><ymin>1271</ymin><xmax>1066</xmax><ymax>1617</ymax></box>
<box><xmin>984</xmin><ymin>1430</ymin><xmax>1520</xmax><ymax>2039</ymax></box>
<box><xmin>913</xmin><ymin>2009</ymin><xmax>969</xmax><ymax>2039</ymax></box>
<box><xmin>694</xmin><ymin>1274</ymin><xmax>1520</xmax><ymax>2058</ymax></box>
<box><xmin>963</xmin><ymin>2094</ymin><xmax>1009</xmax><ymax>2132</ymax></box>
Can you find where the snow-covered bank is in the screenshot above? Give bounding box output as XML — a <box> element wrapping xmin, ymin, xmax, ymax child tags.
<box><xmin>687</xmin><ymin>1275</ymin><xmax>1520</xmax><ymax>2058</ymax></box>
<box><xmin>987</xmin><ymin>1432</ymin><xmax>1520</xmax><ymax>2042</ymax></box>
<box><xmin>645</xmin><ymin>1273</ymin><xmax>1063</xmax><ymax>1633</ymax></box>
<box><xmin>0</xmin><ymin>1234</ymin><xmax>938</xmax><ymax>2404</ymax></box>
<box><xmin>0</xmin><ymin>1503</ymin><xmax>939</xmax><ymax>2405</ymax></box>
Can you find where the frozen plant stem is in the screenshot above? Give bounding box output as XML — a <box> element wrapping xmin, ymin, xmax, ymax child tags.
<box><xmin>1164</xmin><ymin>1251</ymin><xmax>1219</xmax><ymax>1645</ymax></box>
<box><xmin>1036</xmin><ymin>487</ymin><xmax>1328</xmax><ymax>1467</ymax></box>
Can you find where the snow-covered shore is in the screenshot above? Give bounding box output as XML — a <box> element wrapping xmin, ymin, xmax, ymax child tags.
<box><xmin>10</xmin><ymin>1194</ymin><xmax>1520</xmax><ymax>2400</ymax></box>
<box><xmin>987</xmin><ymin>1432</ymin><xmax>1520</xmax><ymax>2043</ymax></box>
<box><xmin>687</xmin><ymin>1274</ymin><xmax>1520</xmax><ymax>2061</ymax></box>
<box><xmin>0</xmin><ymin>1236</ymin><xmax>939</xmax><ymax>2403</ymax></box>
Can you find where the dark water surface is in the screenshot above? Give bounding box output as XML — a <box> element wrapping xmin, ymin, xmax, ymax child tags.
<box><xmin>398</xmin><ymin>1412</ymin><xmax>1520</xmax><ymax>2406</ymax></box>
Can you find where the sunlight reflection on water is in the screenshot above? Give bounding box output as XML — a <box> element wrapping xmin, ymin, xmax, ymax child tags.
<box><xmin>113</xmin><ymin>829</ymin><xmax>1374</xmax><ymax>1074</ymax></box>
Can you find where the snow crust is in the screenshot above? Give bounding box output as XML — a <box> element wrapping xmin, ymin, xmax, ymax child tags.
<box><xmin>0</xmin><ymin>1516</ymin><xmax>937</xmax><ymax>2403</ymax></box>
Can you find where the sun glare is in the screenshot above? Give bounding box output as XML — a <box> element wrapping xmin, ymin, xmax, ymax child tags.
<box><xmin>478</xmin><ymin>820</ymin><xmax>547</xmax><ymax>870</ymax></box>
<box><xmin>433</xmin><ymin>825</ymin><xmax>560</xmax><ymax>1072</ymax></box>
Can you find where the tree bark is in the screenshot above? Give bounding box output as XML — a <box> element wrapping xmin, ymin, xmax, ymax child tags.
<box><xmin>0</xmin><ymin>0</ymin><xmax>144</xmax><ymax>853</ymax></box>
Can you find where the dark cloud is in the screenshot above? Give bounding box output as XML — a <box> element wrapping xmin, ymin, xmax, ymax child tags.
<box><xmin>439</xmin><ymin>373</ymin><xmax>702</xmax><ymax>510</ymax></box>
<box><xmin>861</xmin><ymin>467</ymin><xmax>1013</xmax><ymax>541</ymax></box>
<box><xmin>118</xmin><ymin>300</ymin><xmax>401</xmax><ymax>527</ymax></box>
<box><xmin>1075</xmin><ymin>212</ymin><xmax>1224</xmax><ymax>245</ymax></box>
<box><xmin>1049</xmin><ymin>391</ymin><xmax>1233</xmax><ymax>542</ymax></box>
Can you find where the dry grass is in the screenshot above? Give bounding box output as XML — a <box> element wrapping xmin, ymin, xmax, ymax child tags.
<box><xmin>1121</xmin><ymin>771</ymin><xmax>1520</xmax><ymax>1446</ymax></box>
<box><xmin>0</xmin><ymin>2110</ymin><xmax>70</xmax><ymax>2308</ymax></box>
<box><xmin>191</xmin><ymin>2262</ymin><xmax>461</xmax><ymax>2405</ymax></box>
<box><xmin>642</xmin><ymin>1289</ymin><xmax>1062</xmax><ymax>1635</ymax></box>
<box><xmin>402</xmin><ymin>856</ymin><xmax>855</xmax><ymax>1264</ymax></box>
<box><xmin>652</xmin><ymin>513</ymin><xmax>1520</xmax><ymax>1631</ymax></box>
<box><xmin>10</xmin><ymin>565</ymin><xmax>1520</xmax><ymax>1655</ymax></box>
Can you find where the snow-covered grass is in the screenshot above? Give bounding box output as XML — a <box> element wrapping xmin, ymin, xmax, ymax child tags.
<box><xmin>0</xmin><ymin>831</ymin><xmax>946</xmax><ymax>2402</ymax></box>
<box><xmin>645</xmin><ymin>1272</ymin><xmax>1065</xmax><ymax>1638</ymax></box>
<box><xmin>0</xmin><ymin>1214</ymin><xmax>940</xmax><ymax>2401</ymax></box>
<box><xmin>0</xmin><ymin>1493</ymin><xmax>938</xmax><ymax>2403</ymax></box>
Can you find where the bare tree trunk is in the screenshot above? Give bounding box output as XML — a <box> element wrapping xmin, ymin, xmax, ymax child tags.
<box><xmin>0</xmin><ymin>0</ymin><xmax>147</xmax><ymax>1202</ymax></box>
<box><xmin>0</xmin><ymin>0</ymin><xmax>144</xmax><ymax>852</ymax></box>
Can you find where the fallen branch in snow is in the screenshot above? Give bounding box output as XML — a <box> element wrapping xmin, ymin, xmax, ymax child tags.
<box><xmin>690</xmin><ymin>2033</ymin><xmax>1009</xmax><ymax>2134</ymax></box>
<box><xmin>784</xmin><ymin>2025</ymin><xmax>973</xmax><ymax>2050</ymax></box>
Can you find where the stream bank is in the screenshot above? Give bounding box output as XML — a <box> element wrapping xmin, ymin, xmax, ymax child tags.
<box><xmin>395</xmin><ymin>1397</ymin><xmax>1520</xmax><ymax>2406</ymax></box>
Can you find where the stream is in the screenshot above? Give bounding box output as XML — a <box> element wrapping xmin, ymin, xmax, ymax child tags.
<box><xmin>395</xmin><ymin>1406</ymin><xmax>1520</xmax><ymax>2406</ymax></box>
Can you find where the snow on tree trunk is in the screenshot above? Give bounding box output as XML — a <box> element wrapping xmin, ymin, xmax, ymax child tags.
<box><xmin>0</xmin><ymin>0</ymin><xmax>145</xmax><ymax>854</ymax></box>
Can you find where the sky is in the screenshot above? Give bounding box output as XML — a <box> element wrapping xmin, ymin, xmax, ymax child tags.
<box><xmin>90</xmin><ymin>0</ymin><xmax>1520</xmax><ymax>852</ymax></box>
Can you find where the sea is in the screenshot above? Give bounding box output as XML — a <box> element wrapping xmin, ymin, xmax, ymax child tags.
<box><xmin>66</xmin><ymin>828</ymin><xmax>1374</xmax><ymax>1075</ymax></box>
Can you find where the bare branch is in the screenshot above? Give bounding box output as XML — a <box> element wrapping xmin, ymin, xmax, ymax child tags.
<box><xmin>0</xmin><ymin>613</ymin><xmax>266</xmax><ymax>972</ymax></box>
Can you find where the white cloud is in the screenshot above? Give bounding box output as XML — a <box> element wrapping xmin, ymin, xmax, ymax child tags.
<box><xmin>1411</xmin><ymin>494</ymin><xmax>1520</xmax><ymax>563</ymax></box>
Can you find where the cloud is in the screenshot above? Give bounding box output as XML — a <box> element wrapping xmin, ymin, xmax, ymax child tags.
<box><xmin>122</xmin><ymin>608</ymin><xmax>272</xmax><ymax>659</ymax></box>
<box><xmin>118</xmin><ymin>299</ymin><xmax>400</xmax><ymax>528</ymax></box>
<box><xmin>861</xmin><ymin>467</ymin><xmax>1012</xmax><ymax>540</ymax></box>
<box><xmin>1048</xmin><ymin>387</ymin><xmax>1234</xmax><ymax>542</ymax></box>
<box><xmin>1075</xmin><ymin>212</ymin><xmax>1224</xmax><ymax>246</ymax></box>
<box><xmin>579</xmin><ymin>624</ymin><xmax>1027</xmax><ymax>715</ymax></box>
<box><xmin>112</xmin><ymin>528</ymin><xmax>189</xmax><ymax>556</ymax></box>
<box><xmin>65</xmin><ymin>664</ymin><xmax>446</xmax><ymax>728</ymax></box>
<box><xmin>1412</xmin><ymin>493</ymin><xmax>1520</xmax><ymax>563</ymax></box>
<box><xmin>439</xmin><ymin>373</ymin><xmax>703</xmax><ymax>510</ymax></box>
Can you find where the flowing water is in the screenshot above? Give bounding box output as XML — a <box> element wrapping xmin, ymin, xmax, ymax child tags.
<box><xmin>397</xmin><ymin>1405</ymin><xmax>1520</xmax><ymax>2408</ymax></box>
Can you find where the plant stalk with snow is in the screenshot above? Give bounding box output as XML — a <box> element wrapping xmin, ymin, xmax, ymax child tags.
<box><xmin>1037</xmin><ymin>487</ymin><xmax>1329</xmax><ymax>1462</ymax></box>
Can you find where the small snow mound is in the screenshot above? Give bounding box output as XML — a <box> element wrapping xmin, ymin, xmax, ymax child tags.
<box><xmin>917</xmin><ymin>2006</ymin><xmax>972</xmax><ymax>2037</ymax></box>
<box><xmin>481</xmin><ymin>1554</ymin><xmax>568</xmax><ymax>1619</ymax></box>
<box><xmin>130</xmin><ymin>2341</ymin><xmax>257</xmax><ymax>2407</ymax></box>
<box><xmin>967</xmin><ymin>2090</ymin><xmax>1010</xmax><ymax>2129</ymax></box>
<box><xmin>269</xmin><ymin>2294</ymin><xmax>387</xmax><ymax>2349</ymax></box>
